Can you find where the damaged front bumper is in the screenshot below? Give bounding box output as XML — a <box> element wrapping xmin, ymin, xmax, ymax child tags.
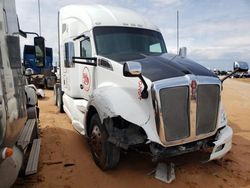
<box><xmin>208</xmin><ymin>125</ymin><xmax>233</xmax><ymax>161</ymax></box>
<box><xmin>149</xmin><ymin>125</ymin><xmax>233</xmax><ymax>162</ymax></box>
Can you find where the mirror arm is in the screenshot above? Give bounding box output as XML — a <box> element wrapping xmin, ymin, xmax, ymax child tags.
<box><xmin>20</xmin><ymin>31</ymin><xmax>39</xmax><ymax>37</ymax></box>
<box><xmin>18</xmin><ymin>29</ymin><xmax>27</xmax><ymax>38</ymax></box>
<box><xmin>221</xmin><ymin>68</ymin><xmax>239</xmax><ymax>83</ymax></box>
<box><xmin>138</xmin><ymin>75</ymin><xmax>148</xmax><ymax>99</ymax></box>
<box><xmin>73</xmin><ymin>34</ymin><xmax>89</xmax><ymax>41</ymax></box>
<box><xmin>15</xmin><ymin>29</ymin><xmax>41</xmax><ymax>38</ymax></box>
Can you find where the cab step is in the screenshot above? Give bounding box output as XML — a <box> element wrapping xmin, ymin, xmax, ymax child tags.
<box><xmin>25</xmin><ymin>138</ymin><xmax>41</xmax><ymax>176</ymax></box>
<box><xmin>17</xmin><ymin>119</ymin><xmax>37</xmax><ymax>151</ymax></box>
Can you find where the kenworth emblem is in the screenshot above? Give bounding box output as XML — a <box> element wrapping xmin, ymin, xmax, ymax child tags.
<box><xmin>191</xmin><ymin>80</ymin><xmax>197</xmax><ymax>100</ymax></box>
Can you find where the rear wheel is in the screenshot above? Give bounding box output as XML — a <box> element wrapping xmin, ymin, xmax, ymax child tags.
<box><xmin>89</xmin><ymin>114</ymin><xmax>120</xmax><ymax>170</ymax></box>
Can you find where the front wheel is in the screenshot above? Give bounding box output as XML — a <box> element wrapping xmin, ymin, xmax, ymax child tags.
<box><xmin>89</xmin><ymin>114</ymin><xmax>120</xmax><ymax>170</ymax></box>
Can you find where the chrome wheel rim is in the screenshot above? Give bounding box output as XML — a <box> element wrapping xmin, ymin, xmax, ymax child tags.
<box><xmin>90</xmin><ymin>125</ymin><xmax>102</xmax><ymax>159</ymax></box>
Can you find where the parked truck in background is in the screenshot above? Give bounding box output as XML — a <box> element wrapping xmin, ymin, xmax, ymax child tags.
<box><xmin>0</xmin><ymin>0</ymin><xmax>41</xmax><ymax>187</ymax></box>
<box><xmin>55</xmin><ymin>4</ymin><xmax>248</xmax><ymax>170</ymax></box>
<box><xmin>23</xmin><ymin>44</ymin><xmax>56</xmax><ymax>89</ymax></box>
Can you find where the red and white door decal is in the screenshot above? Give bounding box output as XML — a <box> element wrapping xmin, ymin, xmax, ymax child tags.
<box><xmin>82</xmin><ymin>67</ymin><xmax>91</xmax><ymax>91</ymax></box>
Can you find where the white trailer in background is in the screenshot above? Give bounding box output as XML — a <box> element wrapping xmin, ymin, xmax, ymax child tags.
<box><xmin>0</xmin><ymin>0</ymin><xmax>41</xmax><ymax>187</ymax></box>
<box><xmin>55</xmin><ymin>4</ymin><xmax>248</xmax><ymax>170</ymax></box>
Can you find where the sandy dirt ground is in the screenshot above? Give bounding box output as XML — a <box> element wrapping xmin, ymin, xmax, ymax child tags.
<box><xmin>14</xmin><ymin>78</ymin><xmax>250</xmax><ymax>188</ymax></box>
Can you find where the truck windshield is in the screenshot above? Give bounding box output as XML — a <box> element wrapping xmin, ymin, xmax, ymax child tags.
<box><xmin>93</xmin><ymin>26</ymin><xmax>167</xmax><ymax>58</ymax></box>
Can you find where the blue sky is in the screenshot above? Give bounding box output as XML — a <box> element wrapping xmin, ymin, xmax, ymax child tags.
<box><xmin>16</xmin><ymin>0</ymin><xmax>250</xmax><ymax>70</ymax></box>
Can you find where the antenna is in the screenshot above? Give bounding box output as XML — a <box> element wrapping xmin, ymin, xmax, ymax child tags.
<box><xmin>177</xmin><ymin>10</ymin><xmax>179</xmax><ymax>54</ymax></box>
<box><xmin>38</xmin><ymin>0</ymin><xmax>41</xmax><ymax>36</ymax></box>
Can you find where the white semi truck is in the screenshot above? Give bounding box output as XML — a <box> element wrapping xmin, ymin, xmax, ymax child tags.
<box><xmin>0</xmin><ymin>0</ymin><xmax>41</xmax><ymax>187</ymax></box>
<box><xmin>55</xmin><ymin>4</ymin><xmax>248</xmax><ymax>170</ymax></box>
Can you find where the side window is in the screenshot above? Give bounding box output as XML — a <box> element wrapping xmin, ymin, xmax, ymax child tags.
<box><xmin>64</xmin><ymin>42</ymin><xmax>74</xmax><ymax>67</ymax></box>
<box><xmin>80</xmin><ymin>39</ymin><xmax>92</xmax><ymax>58</ymax></box>
<box><xmin>149</xmin><ymin>43</ymin><xmax>162</xmax><ymax>53</ymax></box>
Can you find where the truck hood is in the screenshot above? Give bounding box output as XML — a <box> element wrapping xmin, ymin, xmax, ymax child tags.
<box><xmin>105</xmin><ymin>53</ymin><xmax>217</xmax><ymax>82</ymax></box>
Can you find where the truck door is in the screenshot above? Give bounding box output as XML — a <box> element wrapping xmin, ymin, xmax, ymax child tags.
<box><xmin>61</xmin><ymin>35</ymin><xmax>95</xmax><ymax>100</ymax></box>
<box><xmin>0</xmin><ymin>2</ymin><xmax>27</xmax><ymax>146</ymax></box>
<box><xmin>78</xmin><ymin>37</ymin><xmax>95</xmax><ymax>100</ymax></box>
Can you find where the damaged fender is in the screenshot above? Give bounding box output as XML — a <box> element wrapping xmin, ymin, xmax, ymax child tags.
<box><xmin>85</xmin><ymin>86</ymin><xmax>151</xmax><ymax>128</ymax></box>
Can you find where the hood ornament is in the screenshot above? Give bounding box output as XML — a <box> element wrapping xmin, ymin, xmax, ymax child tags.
<box><xmin>190</xmin><ymin>80</ymin><xmax>197</xmax><ymax>100</ymax></box>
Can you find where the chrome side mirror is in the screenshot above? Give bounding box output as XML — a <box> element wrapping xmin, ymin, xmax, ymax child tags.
<box><xmin>233</xmin><ymin>61</ymin><xmax>249</xmax><ymax>72</ymax></box>
<box><xmin>221</xmin><ymin>61</ymin><xmax>249</xmax><ymax>83</ymax></box>
<box><xmin>123</xmin><ymin>61</ymin><xmax>148</xmax><ymax>99</ymax></box>
<box><xmin>123</xmin><ymin>61</ymin><xmax>142</xmax><ymax>77</ymax></box>
<box><xmin>179</xmin><ymin>47</ymin><xmax>187</xmax><ymax>58</ymax></box>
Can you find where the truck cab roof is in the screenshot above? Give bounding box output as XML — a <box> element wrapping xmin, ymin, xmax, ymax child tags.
<box><xmin>59</xmin><ymin>4</ymin><xmax>159</xmax><ymax>32</ymax></box>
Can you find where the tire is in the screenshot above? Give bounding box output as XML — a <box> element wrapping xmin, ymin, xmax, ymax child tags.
<box><xmin>89</xmin><ymin>114</ymin><xmax>120</xmax><ymax>170</ymax></box>
<box><xmin>57</xmin><ymin>86</ymin><xmax>64</xmax><ymax>113</ymax></box>
<box><xmin>44</xmin><ymin>79</ymin><xmax>48</xmax><ymax>89</ymax></box>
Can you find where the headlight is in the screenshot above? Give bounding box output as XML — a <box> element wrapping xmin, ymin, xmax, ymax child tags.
<box><xmin>219</xmin><ymin>105</ymin><xmax>227</xmax><ymax>128</ymax></box>
<box><xmin>25</xmin><ymin>68</ymin><xmax>34</xmax><ymax>76</ymax></box>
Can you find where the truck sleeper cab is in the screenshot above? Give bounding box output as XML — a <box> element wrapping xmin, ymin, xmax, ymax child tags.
<box><xmin>56</xmin><ymin>4</ymin><xmax>234</xmax><ymax>170</ymax></box>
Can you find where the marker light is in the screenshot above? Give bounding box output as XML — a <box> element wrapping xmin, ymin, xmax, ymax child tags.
<box><xmin>2</xmin><ymin>147</ymin><xmax>13</xmax><ymax>159</ymax></box>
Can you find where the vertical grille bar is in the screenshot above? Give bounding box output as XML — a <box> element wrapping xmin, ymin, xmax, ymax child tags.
<box><xmin>159</xmin><ymin>86</ymin><xmax>190</xmax><ymax>141</ymax></box>
<box><xmin>196</xmin><ymin>85</ymin><xmax>220</xmax><ymax>135</ymax></box>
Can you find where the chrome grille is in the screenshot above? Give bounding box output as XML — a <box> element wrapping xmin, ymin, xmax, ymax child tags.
<box><xmin>196</xmin><ymin>85</ymin><xmax>220</xmax><ymax>135</ymax></box>
<box><xmin>159</xmin><ymin>86</ymin><xmax>190</xmax><ymax>141</ymax></box>
<box><xmin>152</xmin><ymin>76</ymin><xmax>221</xmax><ymax>146</ymax></box>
